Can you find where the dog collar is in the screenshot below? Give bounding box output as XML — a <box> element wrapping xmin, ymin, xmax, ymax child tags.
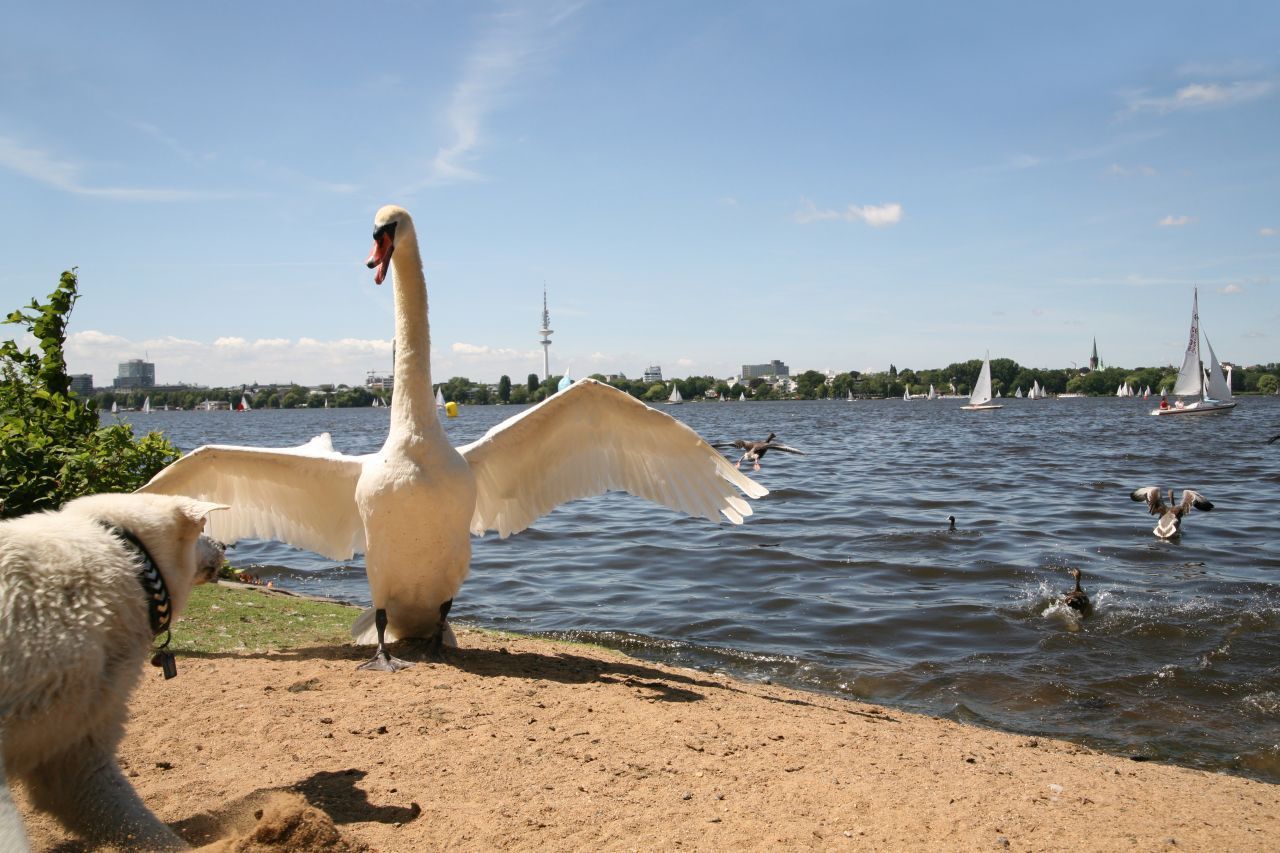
<box><xmin>99</xmin><ymin>522</ymin><xmax>173</xmax><ymax>637</ymax></box>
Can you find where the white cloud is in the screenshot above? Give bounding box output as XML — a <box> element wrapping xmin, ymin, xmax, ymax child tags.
<box><xmin>1261</xmin><ymin>227</ymin><xmax>1277</xmax><ymax>237</ymax></box>
<box><xmin>426</xmin><ymin>2</ymin><xmax>584</xmax><ymax>185</ymax></box>
<box><xmin>65</xmin><ymin>331</ymin><xmax>396</xmax><ymax>387</ymax></box>
<box><xmin>1124</xmin><ymin>80</ymin><xmax>1275</xmax><ymax>115</ymax></box>
<box><xmin>1221</xmin><ymin>283</ymin><xmax>1244</xmax><ymax>295</ymax></box>
<box><xmin>0</xmin><ymin>134</ymin><xmax>245</xmax><ymax>201</ymax></box>
<box><xmin>794</xmin><ymin>198</ymin><xmax>904</xmax><ymax>228</ymax></box>
<box><xmin>1108</xmin><ymin>163</ymin><xmax>1157</xmax><ymax>176</ymax></box>
<box><xmin>1159</xmin><ymin>215</ymin><xmax>1194</xmax><ymax>227</ymax></box>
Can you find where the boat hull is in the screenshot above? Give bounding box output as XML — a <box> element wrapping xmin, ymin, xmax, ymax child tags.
<box><xmin>1151</xmin><ymin>401</ymin><xmax>1237</xmax><ymax>416</ymax></box>
<box><xmin>962</xmin><ymin>404</ymin><xmax>1003</xmax><ymax>411</ymax></box>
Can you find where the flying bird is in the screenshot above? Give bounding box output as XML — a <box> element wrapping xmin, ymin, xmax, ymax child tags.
<box><xmin>140</xmin><ymin>205</ymin><xmax>767</xmax><ymax>671</ymax></box>
<box><xmin>1129</xmin><ymin>487</ymin><xmax>1214</xmax><ymax>539</ymax></box>
<box><xmin>711</xmin><ymin>433</ymin><xmax>806</xmax><ymax>470</ymax></box>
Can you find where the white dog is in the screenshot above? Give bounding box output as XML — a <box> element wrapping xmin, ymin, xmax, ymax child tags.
<box><xmin>0</xmin><ymin>493</ymin><xmax>227</xmax><ymax>852</ymax></box>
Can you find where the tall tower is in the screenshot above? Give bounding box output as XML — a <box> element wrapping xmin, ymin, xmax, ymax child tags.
<box><xmin>1089</xmin><ymin>338</ymin><xmax>1099</xmax><ymax>372</ymax></box>
<box><xmin>539</xmin><ymin>285</ymin><xmax>554</xmax><ymax>380</ymax></box>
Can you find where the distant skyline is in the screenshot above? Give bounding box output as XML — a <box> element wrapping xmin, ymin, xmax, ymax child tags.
<box><xmin>1</xmin><ymin>2</ymin><xmax>1277</xmax><ymax>386</ymax></box>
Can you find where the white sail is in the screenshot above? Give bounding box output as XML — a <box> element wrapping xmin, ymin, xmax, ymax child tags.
<box><xmin>239</xmin><ymin>394</ymin><xmax>252</xmax><ymax>412</ymax></box>
<box><xmin>1172</xmin><ymin>288</ymin><xmax>1203</xmax><ymax>398</ymax></box>
<box><xmin>141</xmin><ymin>396</ymin><xmax>151</xmax><ymax>414</ymax></box>
<box><xmin>969</xmin><ymin>357</ymin><xmax>994</xmax><ymax>406</ymax></box>
<box><xmin>1013</xmin><ymin>387</ymin><xmax>1022</xmax><ymax>398</ymax></box>
<box><xmin>740</xmin><ymin>391</ymin><xmax>746</xmax><ymax>402</ymax></box>
<box><xmin>668</xmin><ymin>384</ymin><xmax>683</xmax><ymax>404</ymax></box>
<box><xmin>927</xmin><ymin>384</ymin><xmax>937</xmax><ymax>400</ymax></box>
<box><xmin>110</xmin><ymin>400</ymin><xmax>118</xmax><ymax>414</ymax></box>
<box><xmin>846</xmin><ymin>389</ymin><xmax>853</xmax><ymax>402</ymax></box>
<box><xmin>903</xmin><ymin>387</ymin><xmax>911</xmax><ymax>401</ymax></box>
<box><xmin>1202</xmin><ymin>334</ymin><xmax>1233</xmax><ymax>402</ymax></box>
<box><xmin>435</xmin><ymin>387</ymin><xmax>445</xmax><ymax>408</ymax></box>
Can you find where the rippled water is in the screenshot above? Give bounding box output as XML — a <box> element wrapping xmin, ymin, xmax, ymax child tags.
<box><xmin>114</xmin><ymin>396</ymin><xmax>1280</xmax><ymax>781</ymax></box>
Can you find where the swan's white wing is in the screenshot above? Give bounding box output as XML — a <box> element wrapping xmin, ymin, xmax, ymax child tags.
<box><xmin>458</xmin><ymin>378</ymin><xmax>768</xmax><ymax>538</ymax></box>
<box><xmin>137</xmin><ymin>433</ymin><xmax>368</xmax><ymax>559</ymax></box>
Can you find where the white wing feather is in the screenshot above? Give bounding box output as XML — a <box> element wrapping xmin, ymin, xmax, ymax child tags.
<box><xmin>137</xmin><ymin>433</ymin><xmax>368</xmax><ymax>559</ymax></box>
<box><xmin>459</xmin><ymin>379</ymin><xmax>768</xmax><ymax>538</ymax></box>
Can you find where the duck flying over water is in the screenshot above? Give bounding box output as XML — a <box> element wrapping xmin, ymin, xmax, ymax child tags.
<box><xmin>140</xmin><ymin>205</ymin><xmax>768</xmax><ymax>672</ymax></box>
<box><xmin>1129</xmin><ymin>487</ymin><xmax>1214</xmax><ymax>539</ymax></box>
<box><xmin>1061</xmin><ymin>568</ymin><xmax>1092</xmax><ymax>616</ymax></box>
<box><xmin>710</xmin><ymin>433</ymin><xmax>806</xmax><ymax>470</ymax></box>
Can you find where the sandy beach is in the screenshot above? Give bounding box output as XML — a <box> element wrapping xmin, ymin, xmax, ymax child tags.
<box><xmin>15</xmin><ymin>609</ymin><xmax>1278</xmax><ymax>852</ymax></box>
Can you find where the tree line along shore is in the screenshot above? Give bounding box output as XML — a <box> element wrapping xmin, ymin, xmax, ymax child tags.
<box><xmin>91</xmin><ymin>357</ymin><xmax>1280</xmax><ymax>411</ymax></box>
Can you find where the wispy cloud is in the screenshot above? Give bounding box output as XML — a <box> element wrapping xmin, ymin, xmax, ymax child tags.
<box><xmin>794</xmin><ymin>198</ymin><xmax>904</xmax><ymax>228</ymax></box>
<box><xmin>426</xmin><ymin>2</ymin><xmax>585</xmax><ymax>185</ymax></box>
<box><xmin>1221</xmin><ymin>283</ymin><xmax>1244</xmax><ymax>295</ymax></box>
<box><xmin>0</xmin><ymin>134</ymin><xmax>245</xmax><ymax>201</ymax></box>
<box><xmin>1108</xmin><ymin>163</ymin><xmax>1157</xmax><ymax>177</ymax></box>
<box><xmin>1159</xmin><ymin>214</ymin><xmax>1194</xmax><ymax>227</ymax></box>
<box><xmin>1261</xmin><ymin>227</ymin><xmax>1277</xmax><ymax>237</ymax></box>
<box><xmin>1123</xmin><ymin>80</ymin><xmax>1275</xmax><ymax>115</ymax></box>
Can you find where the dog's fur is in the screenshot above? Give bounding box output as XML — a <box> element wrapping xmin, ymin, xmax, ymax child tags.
<box><xmin>0</xmin><ymin>493</ymin><xmax>227</xmax><ymax>852</ymax></box>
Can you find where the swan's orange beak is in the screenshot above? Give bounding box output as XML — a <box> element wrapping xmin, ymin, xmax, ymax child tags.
<box><xmin>365</xmin><ymin>232</ymin><xmax>395</xmax><ymax>285</ymax></box>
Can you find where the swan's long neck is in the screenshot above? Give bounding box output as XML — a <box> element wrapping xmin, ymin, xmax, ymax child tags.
<box><xmin>387</xmin><ymin>228</ymin><xmax>443</xmax><ymax>445</ymax></box>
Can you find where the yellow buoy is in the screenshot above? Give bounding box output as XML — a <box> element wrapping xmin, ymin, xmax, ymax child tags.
<box><xmin>445</xmin><ymin>400</ymin><xmax>459</xmax><ymax>418</ymax></box>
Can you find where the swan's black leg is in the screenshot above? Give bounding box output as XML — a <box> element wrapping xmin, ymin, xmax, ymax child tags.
<box><xmin>357</xmin><ymin>608</ymin><xmax>412</xmax><ymax>672</ymax></box>
<box><xmin>428</xmin><ymin>598</ymin><xmax>454</xmax><ymax>660</ymax></box>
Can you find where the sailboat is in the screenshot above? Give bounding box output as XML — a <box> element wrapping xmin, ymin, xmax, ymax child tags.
<box><xmin>667</xmin><ymin>384</ymin><xmax>684</xmax><ymax>405</ymax></box>
<box><xmin>1013</xmin><ymin>386</ymin><xmax>1022</xmax><ymax>399</ymax></box>
<box><xmin>110</xmin><ymin>400</ymin><xmax>118</xmax><ymax>414</ymax></box>
<box><xmin>236</xmin><ymin>394</ymin><xmax>252</xmax><ymax>413</ymax></box>
<box><xmin>1152</xmin><ymin>288</ymin><xmax>1236</xmax><ymax>416</ymax></box>
<box><xmin>903</xmin><ymin>387</ymin><xmax>911</xmax><ymax>401</ymax></box>
<box><xmin>846</xmin><ymin>389</ymin><xmax>854</xmax><ymax>402</ymax></box>
<box><xmin>927</xmin><ymin>384</ymin><xmax>937</xmax><ymax>401</ymax></box>
<box><xmin>740</xmin><ymin>391</ymin><xmax>747</xmax><ymax>402</ymax></box>
<box><xmin>435</xmin><ymin>387</ymin><xmax>445</xmax><ymax>409</ymax></box>
<box><xmin>962</xmin><ymin>354</ymin><xmax>1003</xmax><ymax>411</ymax></box>
<box><xmin>140</xmin><ymin>396</ymin><xmax>151</xmax><ymax>414</ymax></box>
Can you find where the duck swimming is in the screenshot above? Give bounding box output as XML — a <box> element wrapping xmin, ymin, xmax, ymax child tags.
<box><xmin>1130</xmin><ymin>487</ymin><xmax>1214</xmax><ymax>539</ymax></box>
<box><xmin>711</xmin><ymin>433</ymin><xmax>806</xmax><ymax>470</ymax></box>
<box><xmin>1061</xmin><ymin>568</ymin><xmax>1091</xmax><ymax>616</ymax></box>
<box><xmin>141</xmin><ymin>205</ymin><xmax>768</xmax><ymax>671</ymax></box>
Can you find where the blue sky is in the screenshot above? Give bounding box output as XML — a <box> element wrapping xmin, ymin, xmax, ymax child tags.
<box><xmin>1</xmin><ymin>1</ymin><xmax>1277</xmax><ymax>387</ymax></box>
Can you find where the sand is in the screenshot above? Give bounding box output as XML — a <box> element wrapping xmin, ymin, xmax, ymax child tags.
<box><xmin>16</xmin><ymin>627</ymin><xmax>1278</xmax><ymax>851</ymax></box>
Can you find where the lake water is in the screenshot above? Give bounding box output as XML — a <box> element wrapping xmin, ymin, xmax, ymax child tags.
<box><xmin>113</xmin><ymin>396</ymin><xmax>1280</xmax><ymax>782</ymax></box>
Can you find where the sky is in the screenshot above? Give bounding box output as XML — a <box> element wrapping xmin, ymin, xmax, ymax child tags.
<box><xmin>1</xmin><ymin>1</ymin><xmax>1277</xmax><ymax>387</ymax></box>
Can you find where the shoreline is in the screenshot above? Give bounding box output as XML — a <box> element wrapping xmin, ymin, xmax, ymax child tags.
<box><xmin>15</xmin><ymin>588</ymin><xmax>1278</xmax><ymax>850</ymax></box>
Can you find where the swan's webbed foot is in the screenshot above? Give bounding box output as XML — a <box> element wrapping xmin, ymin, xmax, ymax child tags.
<box><xmin>356</xmin><ymin>607</ymin><xmax>412</xmax><ymax>672</ymax></box>
<box><xmin>358</xmin><ymin>646</ymin><xmax>412</xmax><ymax>672</ymax></box>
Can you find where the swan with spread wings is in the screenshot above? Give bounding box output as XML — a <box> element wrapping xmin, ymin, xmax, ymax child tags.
<box><xmin>139</xmin><ymin>206</ymin><xmax>767</xmax><ymax>671</ymax></box>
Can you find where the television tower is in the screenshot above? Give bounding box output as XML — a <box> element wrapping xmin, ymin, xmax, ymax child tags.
<box><xmin>539</xmin><ymin>285</ymin><xmax>553</xmax><ymax>380</ymax></box>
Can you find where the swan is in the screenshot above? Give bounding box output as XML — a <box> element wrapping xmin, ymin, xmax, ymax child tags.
<box><xmin>1129</xmin><ymin>487</ymin><xmax>1213</xmax><ymax>539</ymax></box>
<box><xmin>139</xmin><ymin>205</ymin><xmax>767</xmax><ymax>671</ymax></box>
<box><xmin>710</xmin><ymin>433</ymin><xmax>806</xmax><ymax>470</ymax></box>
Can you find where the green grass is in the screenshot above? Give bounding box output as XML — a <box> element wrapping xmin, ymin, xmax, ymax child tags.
<box><xmin>171</xmin><ymin>584</ymin><xmax>357</xmax><ymax>654</ymax></box>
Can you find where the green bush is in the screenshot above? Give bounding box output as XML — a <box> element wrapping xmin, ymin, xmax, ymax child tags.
<box><xmin>0</xmin><ymin>269</ymin><xmax>180</xmax><ymax>518</ymax></box>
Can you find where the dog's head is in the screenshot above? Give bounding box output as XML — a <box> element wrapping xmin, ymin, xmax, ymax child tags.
<box><xmin>63</xmin><ymin>493</ymin><xmax>230</xmax><ymax>618</ymax></box>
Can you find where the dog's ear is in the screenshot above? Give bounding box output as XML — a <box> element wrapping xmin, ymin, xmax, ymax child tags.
<box><xmin>179</xmin><ymin>499</ymin><xmax>231</xmax><ymax>524</ymax></box>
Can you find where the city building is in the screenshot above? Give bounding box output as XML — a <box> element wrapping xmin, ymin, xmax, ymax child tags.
<box><xmin>643</xmin><ymin>365</ymin><xmax>663</xmax><ymax>383</ymax></box>
<box><xmin>366</xmin><ymin>371</ymin><xmax>393</xmax><ymax>392</ymax></box>
<box><xmin>69</xmin><ymin>374</ymin><xmax>94</xmax><ymax>397</ymax></box>
<box><xmin>113</xmin><ymin>359</ymin><xmax>155</xmax><ymax>390</ymax></box>
<box><xmin>741</xmin><ymin>359</ymin><xmax>789</xmax><ymax>380</ymax></box>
